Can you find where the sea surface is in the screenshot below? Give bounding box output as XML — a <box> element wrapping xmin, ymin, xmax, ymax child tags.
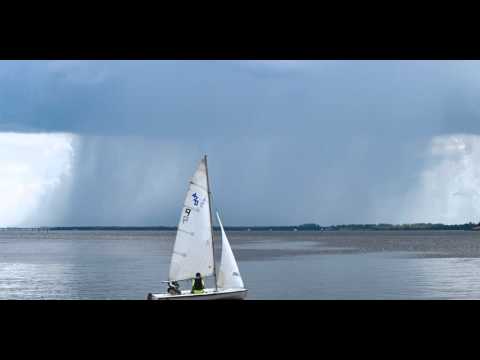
<box><xmin>1</xmin><ymin>230</ymin><xmax>480</xmax><ymax>300</ymax></box>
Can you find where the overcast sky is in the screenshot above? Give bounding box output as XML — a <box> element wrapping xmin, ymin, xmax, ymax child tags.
<box><xmin>1</xmin><ymin>60</ymin><xmax>480</xmax><ymax>226</ymax></box>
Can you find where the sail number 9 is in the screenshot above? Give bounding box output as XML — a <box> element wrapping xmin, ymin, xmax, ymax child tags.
<box><xmin>182</xmin><ymin>208</ymin><xmax>192</xmax><ymax>224</ymax></box>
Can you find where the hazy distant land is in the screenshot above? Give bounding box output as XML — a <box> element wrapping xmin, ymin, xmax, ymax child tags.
<box><xmin>3</xmin><ymin>223</ymin><xmax>480</xmax><ymax>232</ymax></box>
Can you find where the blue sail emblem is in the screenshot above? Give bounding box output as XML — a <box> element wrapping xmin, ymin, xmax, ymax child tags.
<box><xmin>192</xmin><ymin>193</ymin><xmax>200</xmax><ymax>206</ymax></box>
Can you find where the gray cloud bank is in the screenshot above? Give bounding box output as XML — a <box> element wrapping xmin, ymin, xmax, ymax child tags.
<box><xmin>2</xmin><ymin>60</ymin><xmax>480</xmax><ymax>226</ymax></box>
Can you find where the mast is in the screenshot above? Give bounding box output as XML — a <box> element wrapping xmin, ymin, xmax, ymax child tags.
<box><xmin>204</xmin><ymin>154</ymin><xmax>218</xmax><ymax>292</ymax></box>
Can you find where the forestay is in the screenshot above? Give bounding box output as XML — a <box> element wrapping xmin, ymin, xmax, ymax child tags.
<box><xmin>217</xmin><ymin>212</ymin><xmax>244</xmax><ymax>289</ymax></box>
<box><xmin>169</xmin><ymin>158</ymin><xmax>214</xmax><ymax>282</ymax></box>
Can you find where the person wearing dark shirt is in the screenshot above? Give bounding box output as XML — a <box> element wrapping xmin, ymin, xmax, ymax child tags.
<box><xmin>191</xmin><ymin>273</ymin><xmax>205</xmax><ymax>294</ymax></box>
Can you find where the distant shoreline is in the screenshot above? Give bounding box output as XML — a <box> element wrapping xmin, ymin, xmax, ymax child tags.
<box><xmin>2</xmin><ymin>223</ymin><xmax>480</xmax><ymax>232</ymax></box>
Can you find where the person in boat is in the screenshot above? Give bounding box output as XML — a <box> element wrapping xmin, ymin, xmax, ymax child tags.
<box><xmin>167</xmin><ymin>281</ymin><xmax>181</xmax><ymax>295</ymax></box>
<box><xmin>191</xmin><ymin>273</ymin><xmax>205</xmax><ymax>294</ymax></box>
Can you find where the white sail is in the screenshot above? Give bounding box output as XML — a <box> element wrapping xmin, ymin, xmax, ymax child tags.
<box><xmin>169</xmin><ymin>158</ymin><xmax>214</xmax><ymax>282</ymax></box>
<box><xmin>216</xmin><ymin>212</ymin><xmax>244</xmax><ymax>289</ymax></box>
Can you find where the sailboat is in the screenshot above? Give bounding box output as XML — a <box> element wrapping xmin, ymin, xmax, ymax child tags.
<box><xmin>147</xmin><ymin>155</ymin><xmax>247</xmax><ymax>300</ymax></box>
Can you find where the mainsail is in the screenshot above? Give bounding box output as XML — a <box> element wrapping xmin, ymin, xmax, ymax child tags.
<box><xmin>169</xmin><ymin>158</ymin><xmax>214</xmax><ymax>282</ymax></box>
<box><xmin>216</xmin><ymin>212</ymin><xmax>244</xmax><ymax>289</ymax></box>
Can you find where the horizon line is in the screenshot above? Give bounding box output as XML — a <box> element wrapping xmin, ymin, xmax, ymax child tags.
<box><xmin>2</xmin><ymin>222</ymin><xmax>480</xmax><ymax>230</ymax></box>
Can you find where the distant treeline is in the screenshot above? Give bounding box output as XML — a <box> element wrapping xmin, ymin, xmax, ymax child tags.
<box><xmin>2</xmin><ymin>223</ymin><xmax>480</xmax><ymax>231</ymax></box>
<box><xmin>321</xmin><ymin>223</ymin><xmax>480</xmax><ymax>231</ymax></box>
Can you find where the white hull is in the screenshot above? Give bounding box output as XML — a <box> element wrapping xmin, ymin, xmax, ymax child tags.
<box><xmin>148</xmin><ymin>288</ymin><xmax>247</xmax><ymax>301</ymax></box>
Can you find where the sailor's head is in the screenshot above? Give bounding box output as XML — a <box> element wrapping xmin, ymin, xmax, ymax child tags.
<box><xmin>196</xmin><ymin>273</ymin><xmax>201</xmax><ymax>278</ymax></box>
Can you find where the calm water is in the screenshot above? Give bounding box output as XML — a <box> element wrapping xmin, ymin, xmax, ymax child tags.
<box><xmin>1</xmin><ymin>230</ymin><xmax>480</xmax><ymax>299</ymax></box>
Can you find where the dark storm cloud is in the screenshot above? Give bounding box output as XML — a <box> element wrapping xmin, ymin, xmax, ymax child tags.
<box><xmin>3</xmin><ymin>60</ymin><xmax>480</xmax><ymax>225</ymax></box>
